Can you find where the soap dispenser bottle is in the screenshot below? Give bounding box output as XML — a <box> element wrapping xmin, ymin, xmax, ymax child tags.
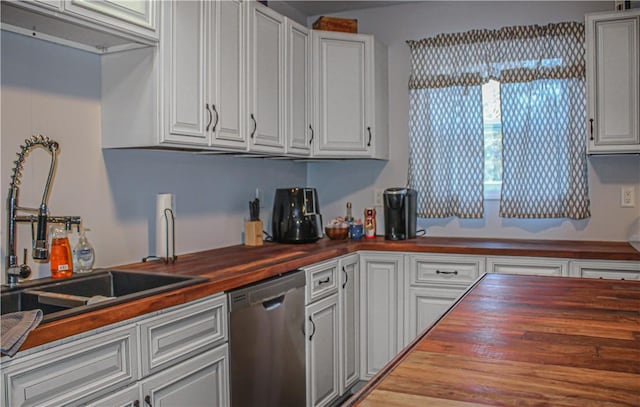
<box><xmin>51</xmin><ymin>228</ymin><xmax>73</xmax><ymax>278</ymax></box>
<box><xmin>73</xmin><ymin>227</ymin><xmax>95</xmax><ymax>273</ymax></box>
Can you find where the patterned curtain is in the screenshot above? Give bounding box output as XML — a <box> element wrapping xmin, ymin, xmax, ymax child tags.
<box><xmin>407</xmin><ymin>22</ymin><xmax>590</xmax><ymax>220</ymax></box>
<box><xmin>407</xmin><ymin>31</ymin><xmax>488</xmax><ymax>218</ymax></box>
<box><xmin>496</xmin><ymin>23</ymin><xmax>590</xmax><ymax>219</ymax></box>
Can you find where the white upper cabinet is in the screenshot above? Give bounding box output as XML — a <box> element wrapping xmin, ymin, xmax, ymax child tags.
<box><xmin>1</xmin><ymin>0</ymin><xmax>157</xmax><ymax>53</ymax></box>
<box><xmin>101</xmin><ymin>1</ymin><xmax>390</xmax><ymax>159</ymax></box>
<box><xmin>286</xmin><ymin>18</ymin><xmax>313</xmax><ymax>156</ymax></box>
<box><xmin>586</xmin><ymin>9</ymin><xmax>640</xmax><ymax>154</ymax></box>
<box><xmin>162</xmin><ymin>0</ymin><xmax>208</xmax><ymax>145</ymax></box>
<box><xmin>247</xmin><ymin>2</ymin><xmax>286</xmax><ymax>153</ymax></box>
<box><xmin>209</xmin><ymin>0</ymin><xmax>247</xmax><ymax>150</ymax></box>
<box><xmin>64</xmin><ymin>0</ymin><xmax>158</xmax><ymax>40</ymax></box>
<box><xmin>312</xmin><ymin>30</ymin><xmax>388</xmax><ymax>159</ymax></box>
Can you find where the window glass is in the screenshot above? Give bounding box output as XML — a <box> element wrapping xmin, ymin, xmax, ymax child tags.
<box><xmin>481</xmin><ymin>80</ymin><xmax>502</xmax><ymax>199</ymax></box>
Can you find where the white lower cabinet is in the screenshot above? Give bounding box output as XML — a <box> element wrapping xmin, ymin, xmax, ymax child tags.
<box><xmin>404</xmin><ymin>254</ymin><xmax>484</xmax><ymax>344</ymax></box>
<box><xmin>140</xmin><ymin>344</ymin><xmax>229</xmax><ymax>407</ymax></box>
<box><xmin>2</xmin><ymin>325</ymin><xmax>138</xmax><ymax>407</ymax></box>
<box><xmin>405</xmin><ymin>286</ymin><xmax>466</xmax><ymax>343</ymax></box>
<box><xmin>338</xmin><ymin>254</ymin><xmax>360</xmax><ymax>394</ymax></box>
<box><xmin>359</xmin><ymin>252</ymin><xmax>404</xmax><ymax>380</ymax></box>
<box><xmin>1</xmin><ymin>293</ymin><xmax>229</xmax><ymax>407</ymax></box>
<box><xmin>306</xmin><ymin>294</ymin><xmax>340</xmax><ymax>407</ymax></box>
<box><xmin>486</xmin><ymin>256</ymin><xmax>569</xmax><ymax>277</ymax></box>
<box><xmin>569</xmin><ymin>260</ymin><xmax>640</xmax><ymax>280</ymax></box>
<box><xmin>303</xmin><ymin>259</ymin><xmax>340</xmax><ymax>407</ymax></box>
<box><xmin>89</xmin><ymin>345</ymin><xmax>230</xmax><ymax>407</ymax></box>
<box><xmin>303</xmin><ymin>254</ymin><xmax>360</xmax><ymax>407</ymax></box>
<box><xmin>85</xmin><ymin>384</ymin><xmax>140</xmax><ymax>407</ymax></box>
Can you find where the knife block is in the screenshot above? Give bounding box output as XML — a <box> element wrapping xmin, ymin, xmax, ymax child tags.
<box><xmin>244</xmin><ymin>220</ymin><xmax>263</xmax><ymax>246</ymax></box>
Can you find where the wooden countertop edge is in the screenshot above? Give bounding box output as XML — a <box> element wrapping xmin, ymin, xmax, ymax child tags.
<box><xmin>15</xmin><ymin>237</ymin><xmax>640</xmax><ymax>353</ymax></box>
<box><xmin>345</xmin><ymin>273</ymin><xmax>488</xmax><ymax>406</ymax></box>
<box><xmin>18</xmin><ymin>246</ymin><xmax>356</xmax><ymax>351</ymax></box>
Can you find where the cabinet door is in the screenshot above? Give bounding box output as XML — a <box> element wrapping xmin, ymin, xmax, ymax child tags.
<box><xmin>306</xmin><ymin>294</ymin><xmax>340</xmax><ymax>407</ymax></box>
<box><xmin>359</xmin><ymin>252</ymin><xmax>404</xmax><ymax>379</ymax></box>
<box><xmin>486</xmin><ymin>256</ymin><xmax>569</xmax><ymax>277</ymax></box>
<box><xmin>162</xmin><ymin>0</ymin><xmax>208</xmax><ymax>145</ymax></box>
<box><xmin>339</xmin><ymin>254</ymin><xmax>360</xmax><ymax>393</ymax></box>
<box><xmin>286</xmin><ymin>18</ymin><xmax>312</xmax><ymax>155</ymax></box>
<box><xmin>210</xmin><ymin>0</ymin><xmax>247</xmax><ymax>150</ymax></box>
<box><xmin>141</xmin><ymin>344</ymin><xmax>229</xmax><ymax>407</ymax></box>
<box><xmin>85</xmin><ymin>384</ymin><xmax>140</xmax><ymax>407</ymax></box>
<box><xmin>64</xmin><ymin>0</ymin><xmax>157</xmax><ymax>40</ymax></box>
<box><xmin>405</xmin><ymin>286</ymin><xmax>466</xmax><ymax>344</ymax></box>
<box><xmin>247</xmin><ymin>2</ymin><xmax>285</xmax><ymax>153</ymax></box>
<box><xmin>587</xmin><ymin>11</ymin><xmax>640</xmax><ymax>153</ymax></box>
<box><xmin>313</xmin><ymin>31</ymin><xmax>371</xmax><ymax>157</ymax></box>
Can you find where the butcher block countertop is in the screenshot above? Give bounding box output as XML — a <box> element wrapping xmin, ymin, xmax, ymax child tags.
<box><xmin>16</xmin><ymin>237</ymin><xmax>640</xmax><ymax>352</ymax></box>
<box><xmin>349</xmin><ymin>273</ymin><xmax>640</xmax><ymax>406</ymax></box>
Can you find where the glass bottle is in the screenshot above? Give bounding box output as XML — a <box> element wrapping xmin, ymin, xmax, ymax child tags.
<box><xmin>345</xmin><ymin>202</ymin><xmax>354</xmax><ymax>224</ymax></box>
<box><xmin>50</xmin><ymin>228</ymin><xmax>73</xmax><ymax>278</ymax></box>
<box><xmin>73</xmin><ymin>227</ymin><xmax>95</xmax><ymax>273</ymax></box>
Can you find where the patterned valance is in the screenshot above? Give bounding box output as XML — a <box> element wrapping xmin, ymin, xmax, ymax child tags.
<box><xmin>407</xmin><ymin>22</ymin><xmax>585</xmax><ymax>89</ymax></box>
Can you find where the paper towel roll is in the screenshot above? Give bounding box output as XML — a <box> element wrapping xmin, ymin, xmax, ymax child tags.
<box><xmin>155</xmin><ymin>193</ymin><xmax>174</xmax><ymax>258</ymax></box>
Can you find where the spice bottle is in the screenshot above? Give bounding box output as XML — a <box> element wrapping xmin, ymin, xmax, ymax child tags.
<box><xmin>50</xmin><ymin>228</ymin><xmax>73</xmax><ymax>278</ymax></box>
<box><xmin>364</xmin><ymin>208</ymin><xmax>376</xmax><ymax>239</ymax></box>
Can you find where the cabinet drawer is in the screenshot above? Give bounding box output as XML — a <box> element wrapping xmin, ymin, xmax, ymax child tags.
<box><xmin>304</xmin><ymin>260</ymin><xmax>339</xmax><ymax>304</ymax></box>
<box><xmin>2</xmin><ymin>325</ymin><xmax>138</xmax><ymax>407</ymax></box>
<box><xmin>139</xmin><ymin>293</ymin><xmax>227</xmax><ymax>377</ymax></box>
<box><xmin>486</xmin><ymin>256</ymin><xmax>569</xmax><ymax>277</ymax></box>
<box><xmin>408</xmin><ymin>254</ymin><xmax>483</xmax><ymax>286</ymax></box>
<box><xmin>570</xmin><ymin>260</ymin><xmax>640</xmax><ymax>280</ymax></box>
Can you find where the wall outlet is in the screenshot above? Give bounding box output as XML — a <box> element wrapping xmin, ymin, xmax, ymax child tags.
<box><xmin>374</xmin><ymin>188</ymin><xmax>384</xmax><ymax>207</ymax></box>
<box><xmin>621</xmin><ymin>186</ymin><xmax>635</xmax><ymax>207</ymax></box>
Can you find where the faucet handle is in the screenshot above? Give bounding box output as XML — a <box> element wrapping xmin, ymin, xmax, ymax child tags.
<box><xmin>19</xmin><ymin>248</ymin><xmax>31</xmax><ymax>279</ymax></box>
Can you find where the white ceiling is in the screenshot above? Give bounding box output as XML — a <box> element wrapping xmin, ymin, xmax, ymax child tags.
<box><xmin>281</xmin><ymin>1</ymin><xmax>402</xmax><ymax>17</ymax></box>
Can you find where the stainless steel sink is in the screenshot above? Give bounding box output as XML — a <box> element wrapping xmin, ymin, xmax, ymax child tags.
<box><xmin>1</xmin><ymin>270</ymin><xmax>207</xmax><ymax>323</ymax></box>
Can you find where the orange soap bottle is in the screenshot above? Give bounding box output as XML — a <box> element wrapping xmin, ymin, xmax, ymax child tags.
<box><xmin>50</xmin><ymin>228</ymin><xmax>73</xmax><ymax>278</ymax></box>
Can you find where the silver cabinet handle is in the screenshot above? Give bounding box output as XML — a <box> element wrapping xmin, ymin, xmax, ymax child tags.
<box><xmin>318</xmin><ymin>277</ymin><xmax>330</xmax><ymax>285</ymax></box>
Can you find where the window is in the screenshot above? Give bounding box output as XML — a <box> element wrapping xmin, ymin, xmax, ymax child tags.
<box><xmin>481</xmin><ymin>80</ymin><xmax>502</xmax><ymax>200</ymax></box>
<box><xmin>407</xmin><ymin>21</ymin><xmax>590</xmax><ymax>220</ymax></box>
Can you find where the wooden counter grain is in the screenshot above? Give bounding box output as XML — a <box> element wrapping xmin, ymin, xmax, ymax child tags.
<box><xmin>350</xmin><ymin>273</ymin><xmax>640</xmax><ymax>406</ymax></box>
<box><xmin>15</xmin><ymin>237</ymin><xmax>640</xmax><ymax>352</ymax></box>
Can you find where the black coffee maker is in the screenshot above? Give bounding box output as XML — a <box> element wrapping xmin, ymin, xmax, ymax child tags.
<box><xmin>383</xmin><ymin>188</ymin><xmax>417</xmax><ymax>240</ymax></box>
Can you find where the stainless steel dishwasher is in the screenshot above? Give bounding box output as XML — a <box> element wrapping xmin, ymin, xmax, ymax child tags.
<box><xmin>228</xmin><ymin>270</ymin><xmax>306</xmax><ymax>407</ymax></box>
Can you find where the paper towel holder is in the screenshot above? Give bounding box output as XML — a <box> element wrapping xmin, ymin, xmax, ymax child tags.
<box><xmin>142</xmin><ymin>208</ymin><xmax>177</xmax><ymax>264</ymax></box>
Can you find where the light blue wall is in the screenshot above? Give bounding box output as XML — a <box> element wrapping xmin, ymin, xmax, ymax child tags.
<box><xmin>1</xmin><ymin>31</ymin><xmax>307</xmax><ymax>280</ymax></box>
<box><xmin>307</xmin><ymin>1</ymin><xmax>640</xmax><ymax>242</ymax></box>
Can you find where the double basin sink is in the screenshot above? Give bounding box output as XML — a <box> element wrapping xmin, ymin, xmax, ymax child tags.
<box><xmin>1</xmin><ymin>270</ymin><xmax>207</xmax><ymax>323</ymax></box>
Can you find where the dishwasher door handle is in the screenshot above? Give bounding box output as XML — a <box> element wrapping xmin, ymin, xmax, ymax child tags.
<box><xmin>262</xmin><ymin>294</ymin><xmax>286</xmax><ymax>311</ymax></box>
